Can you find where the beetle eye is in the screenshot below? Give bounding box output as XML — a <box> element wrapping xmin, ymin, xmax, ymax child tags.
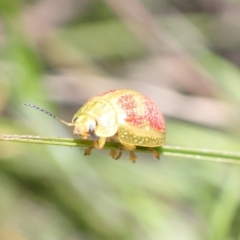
<box><xmin>89</xmin><ymin>121</ymin><xmax>97</xmax><ymax>134</ymax></box>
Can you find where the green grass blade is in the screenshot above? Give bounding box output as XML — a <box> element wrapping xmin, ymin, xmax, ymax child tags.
<box><xmin>1</xmin><ymin>134</ymin><xmax>240</xmax><ymax>165</ymax></box>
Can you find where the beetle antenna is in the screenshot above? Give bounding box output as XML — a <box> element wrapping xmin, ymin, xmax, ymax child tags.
<box><xmin>23</xmin><ymin>103</ymin><xmax>74</xmax><ymax>127</ymax></box>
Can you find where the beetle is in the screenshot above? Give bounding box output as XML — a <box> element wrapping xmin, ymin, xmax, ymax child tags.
<box><xmin>24</xmin><ymin>89</ymin><xmax>166</xmax><ymax>162</ymax></box>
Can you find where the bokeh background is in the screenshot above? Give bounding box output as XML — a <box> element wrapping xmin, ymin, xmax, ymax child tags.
<box><xmin>1</xmin><ymin>0</ymin><xmax>240</xmax><ymax>239</ymax></box>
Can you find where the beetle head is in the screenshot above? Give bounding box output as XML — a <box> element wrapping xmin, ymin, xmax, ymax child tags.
<box><xmin>72</xmin><ymin>115</ymin><xmax>97</xmax><ymax>139</ymax></box>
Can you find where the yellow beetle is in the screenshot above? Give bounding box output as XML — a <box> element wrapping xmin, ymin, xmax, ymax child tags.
<box><xmin>25</xmin><ymin>89</ymin><xmax>166</xmax><ymax>162</ymax></box>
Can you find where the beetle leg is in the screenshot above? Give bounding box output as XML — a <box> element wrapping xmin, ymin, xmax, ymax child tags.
<box><xmin>94</xmin><ymin>137</ymin><xmax>106</xmax><ymax>149</ymax></box>
<box><xmin>109</xmin><ymin>138</ymin><xmax>117</xmax><ymax>158</ymax></box>
<box><xmin>84</xmin><ymin>137</ymin><xmax>106</xmax><ymax>156</ymax></box>
<box><xmin>149</xmin><ymin>147</ymin><xmax>160</xmax><ymax>160</ymax></box>
<box><xmin>113</xmin><ymin>149</ymin><xmax>122</xmax><ymax>160</ymax></box>
<box><xmin>84</xmin><ymin>143</ymin><xmax>94</xmax><ymax>156</ymax></box>
<box><xmin>129</xmin><ymin>152</ymin><xmax>137</xmax><ymax>162</ymax></box>
<box><xmin>113</xmin><ymin>143</ymin><xmax>137</xmax><ymax>162</ymax></box>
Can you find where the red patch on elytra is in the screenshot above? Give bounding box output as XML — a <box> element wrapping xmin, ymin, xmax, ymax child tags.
<box><xmin>118</xmin><ymin>94</ymin><xmax>144</xmax><ymax>126</ymax></box>
<box><xmin>117</xmin><ymin>93</ymin><xmax>165</xmax><ymax>131</ymax></box>
<box><xmin>143</xmin><ymin>95</ymin><xmax>165</xmax><ymax>131</ymax></box>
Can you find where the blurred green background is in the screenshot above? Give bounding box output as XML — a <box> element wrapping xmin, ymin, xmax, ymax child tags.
<box><xmin>1</xmin><ymin>0</ymin><xmax>240</xmax><ymax>239</ymax></box>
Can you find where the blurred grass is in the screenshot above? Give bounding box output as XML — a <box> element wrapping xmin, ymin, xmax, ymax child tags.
<box><xmin>1</xmin><ymin>1</ymin><xmax>240</xmax><ymax>240</ymax></box>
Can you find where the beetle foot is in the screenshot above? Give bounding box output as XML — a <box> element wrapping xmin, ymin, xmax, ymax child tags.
<box><xmin>129</xmin><ymin>152</ymin><xmax>137</xmax><ymax>163</ymax></box>
<box><xmin>110</xmin><ymin>149</ymin><xmax>117</xmax><ymax>158</ymax></box>
<box><xmin>109</xmin><ymin>138</ymin><xmax>117</xmax><ymax>158</ymax></box>
<box><xmin>149</xmin><ymin>148</ymin><xmax>160</xmax><ymax>160</ymax></box>
<box><xmin>113</xmin><ymin>149</ymin><xmax>122</xmax><ymax>160</ymax></box>
<box><xmin>84</xmin><ymin>145</ymin><xmax>94</xmax><ymax>156</ymax></box>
